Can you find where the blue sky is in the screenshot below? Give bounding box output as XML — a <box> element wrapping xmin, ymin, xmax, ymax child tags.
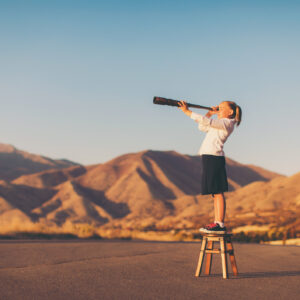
<box><xmin>1</xmin><ymin>0</ymin><xmax>299</xmax><ymax>175</ymax></box>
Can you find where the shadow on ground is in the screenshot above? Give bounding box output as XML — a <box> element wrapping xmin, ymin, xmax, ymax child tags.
<box><xmin>201</xmin><ymin>270</ymin><xmax>300</xmax><ymax>279</ymax></box>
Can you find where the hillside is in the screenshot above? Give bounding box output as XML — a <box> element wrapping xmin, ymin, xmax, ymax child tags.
<box><xmin>0</xmin><ymin>143</ymin><xmax>79</xmax><ymax>181</ymax></box>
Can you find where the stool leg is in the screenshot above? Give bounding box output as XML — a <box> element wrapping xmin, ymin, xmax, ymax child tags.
<box><xmin>227</xmin><ymin>239</ymin><xmax>238</xmax><ymax>276</ymax></box>
<box><xmin>195</xmin><ymin>237</ymin><xmax>207</xmax><ymax>277</ymax></box>
<box><xmin>220</xmin><ymin>237</ymin><xmax>228</xmax><ymax>279</ymax></box>
<box><xmin>205</xmin><ymin>241</ymin><xmax>213</xmax><ymax>275</ymax></box>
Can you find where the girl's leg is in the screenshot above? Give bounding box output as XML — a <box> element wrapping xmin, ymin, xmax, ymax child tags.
<box><xmin>213</xmin><ymin>194</ymin><xmax>218</xmax><ymax>222</ymax></box>
<box><xmin>213</xmin><ymin>193</ymin><xmax>226</xmax><ymax>223</ymax></box>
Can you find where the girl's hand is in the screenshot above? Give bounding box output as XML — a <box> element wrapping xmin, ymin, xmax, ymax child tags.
<box><xmin>205</xmin><ymin>105</ymin><xmax>219</xmax><ymax>118</ymax></box>
<box><xmin>211</xmin><ymin>106</ymin><xmax>219</xmax><ymax>114</ymax></box>
<box><xmin>178</xmin><ymin>100</ymin><xmax>190</xmax><ymax>113</ymax></box>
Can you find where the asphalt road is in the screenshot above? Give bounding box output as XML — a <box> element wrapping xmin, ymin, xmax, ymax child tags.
<box><xmin>0</xmin><ymin>239</ymin><xmax>299</xmax><ymax>300</ymax></box>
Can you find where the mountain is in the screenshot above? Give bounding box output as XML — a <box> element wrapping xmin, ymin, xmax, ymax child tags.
<box><xmin>0</xmin><ymin>149</ymin><xmax>286</xmax><ymax>233</ymax></box>
<box><xmin>12</xmin><ymin>165</ymin><xmax>87</xmax><ymax>188</ymax></box>
<box><xmin>0</xmin><ymin>143</ymin><xmax>80</xmax><ymax>181</ymax></box>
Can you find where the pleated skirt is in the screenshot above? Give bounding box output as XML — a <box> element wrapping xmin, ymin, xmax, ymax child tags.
<box><xmin>201</xmin><ymin>154</ymin><xmax>228</xmax><ymax>195</ymax></box>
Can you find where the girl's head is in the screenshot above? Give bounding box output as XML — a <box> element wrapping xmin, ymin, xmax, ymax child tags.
<box><xmin>217</xmin><ymin>101</ymin><xmax>242</xmax><ymax>126</ymax></box>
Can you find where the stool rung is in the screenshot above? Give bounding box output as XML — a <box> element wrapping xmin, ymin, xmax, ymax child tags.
<box><xmin>203</xmin><ymin>237</ymin><xmax>220</xmax><ymax>242</ymax></box>
<box><xmin>206</xmin><ymin>250</ymin><xmax>234</xmax><ymax>254</ymax></box>
<box><xmin>205</xmin><ymin>249</ymin><xmax>220</xmax><ymax>254</ymax></box>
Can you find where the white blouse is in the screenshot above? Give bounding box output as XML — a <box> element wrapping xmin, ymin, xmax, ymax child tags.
<box><xmin>190</xmin><ymin>111</ymin><xmax>236</xmax><ymax>156</ymax></box>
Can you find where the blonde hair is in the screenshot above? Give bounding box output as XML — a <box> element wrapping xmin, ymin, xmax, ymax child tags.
<box><xmin>223</xmin><ymin>101</ymin><xmax>242</xmax><ymax>126</ymax></box>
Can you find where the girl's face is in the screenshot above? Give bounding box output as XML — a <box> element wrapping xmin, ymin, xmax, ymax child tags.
<box><xmin>217</xmin><ymin>102</ymin><xmax>234</xmax><ymax>119</ymax></box>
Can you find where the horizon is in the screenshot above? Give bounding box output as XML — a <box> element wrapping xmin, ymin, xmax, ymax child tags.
<box><xmin>1</xmin><ymin>0</ymin><xmax>300</xmax><ymax>176</ymax></box>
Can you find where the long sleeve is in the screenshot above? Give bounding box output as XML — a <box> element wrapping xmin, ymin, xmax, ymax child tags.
<box><xmin>190</xmin><ymin>112</ymin><xmax>233</xmax><ymax>131</ymax></box>
<box><xmin>190</xmin><ymin>112</ymin><xmax>209</xmax><ymax>132</ymax></box>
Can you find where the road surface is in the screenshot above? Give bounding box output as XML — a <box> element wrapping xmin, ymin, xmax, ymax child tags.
<box><xmin>0</xmin><ymin>240</ymin><xmax>299</xmax><ymax>300</ymax></box>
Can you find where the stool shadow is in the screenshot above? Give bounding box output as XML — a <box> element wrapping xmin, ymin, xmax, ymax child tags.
<box><xmin>237</xmin><ymin>270</ymin><xmax>300</xmax><ymax>279</ymax></box>
<box><xmin>201</xmin><ymin>270</ymin><xmax>300</xmax><ymax>279</ymax></box>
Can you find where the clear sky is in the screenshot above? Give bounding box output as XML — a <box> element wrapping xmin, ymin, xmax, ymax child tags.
<box><xmin>1</xmin><ymin>0</ymin><xmax>299</xmax><ymax>176</ymax></box>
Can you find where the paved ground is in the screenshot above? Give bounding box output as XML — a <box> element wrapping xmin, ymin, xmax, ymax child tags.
<box><xmin>0</xmin><ymin>239</ymin><xmax>299</xmax><ymax>300</ymax></box>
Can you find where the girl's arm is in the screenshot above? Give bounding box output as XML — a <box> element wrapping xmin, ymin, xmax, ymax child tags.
<box><xmin>178</xmin><ymin>100</ymin><xmax>210</xmax><ymax>132</ymax></box>
<box><xmin>179</xmin><ymin>101</ymin><xmax>232</xmax><ymax>131</ymax></box>
<box><xmin>178</xmin><ymin>100</ymin><xmax>218</xmax><ymax>117</ymax></box>
<box><xmin>191</xmin><ymin>113</ymin><xmax>233</xmax><ymax>131</ymax></box>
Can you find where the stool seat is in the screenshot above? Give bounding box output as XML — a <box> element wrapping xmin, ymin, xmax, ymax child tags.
<box><xmin>195</xmin><ymin>232</ymin><xmax>238</xmax><ymax>279</ymax></box>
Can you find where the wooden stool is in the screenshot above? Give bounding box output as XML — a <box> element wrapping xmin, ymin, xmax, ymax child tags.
<box><xmin>195</xmin><ymin>233</ymin><xmax>238</xmax><ymax>279</ymax></box>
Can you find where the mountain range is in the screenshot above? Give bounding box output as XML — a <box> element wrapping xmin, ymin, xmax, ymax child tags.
<box><xmin>0</xmin><ymin>142</ymin><xmax>299</xmax><ymax>240</ymax></box>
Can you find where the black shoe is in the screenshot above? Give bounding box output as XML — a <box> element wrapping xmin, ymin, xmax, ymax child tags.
<box><xmin>199</xmin><ymin>222</ymin><xmax>216</xmax><ymax>233</ymax></box>
<box><xmin>201</xmin><ymin>223</ymin><xmax>226</xmax><ymax>234</ymax></box>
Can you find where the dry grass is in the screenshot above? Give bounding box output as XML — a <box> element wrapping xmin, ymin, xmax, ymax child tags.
<box><xmin>0</xmin><ymin>216</ymin><xmax>298</xmax><ymax>245</ymax></box>
<box><xmin>0</xmin><ymin>219</ymin><xmax>202</xmax><ymax>241</ymax></box>
<box><xmin>263</xmin><ymin>238</ymin><xmax>300</xmax><ymax>246</ymax></box>
<box><xmin>232</xmin><ymin>225</ymin><xmax>272</xmax><ymax>233</ymax></box>
<box><xmin>0</xmin><ymin>219</ymin><xmax>99</xmax><ymax>239</ymax></box>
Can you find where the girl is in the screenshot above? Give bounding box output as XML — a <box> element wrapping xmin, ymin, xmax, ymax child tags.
<box><xmin>178</xmin><ymin>100</ymin><xmax>242</xmax><ymax>234</ymax></box>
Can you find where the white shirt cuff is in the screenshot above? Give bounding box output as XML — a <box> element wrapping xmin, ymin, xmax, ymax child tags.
<box><xmin>190</xmin><ymin>111</ymin><xmax>201</xmax><ymax>120</ymax></box>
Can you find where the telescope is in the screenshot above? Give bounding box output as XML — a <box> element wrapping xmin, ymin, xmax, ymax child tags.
<box><xmin>153</xmin><ymin>96</ymin><xmax>215</xmax><ymax>111</ymax></box>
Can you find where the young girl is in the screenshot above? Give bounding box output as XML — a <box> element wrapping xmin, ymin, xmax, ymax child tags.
<box><xmin>178</xmin><ymin>100</ymin><xmax>242</xmax><ymax>234</ymax></box>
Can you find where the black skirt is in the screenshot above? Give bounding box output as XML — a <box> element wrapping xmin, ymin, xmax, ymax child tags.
<box><xmin>201</xmin><ymin>155</ymin><xmax>228</xmax><ymax>195</ymax></box>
